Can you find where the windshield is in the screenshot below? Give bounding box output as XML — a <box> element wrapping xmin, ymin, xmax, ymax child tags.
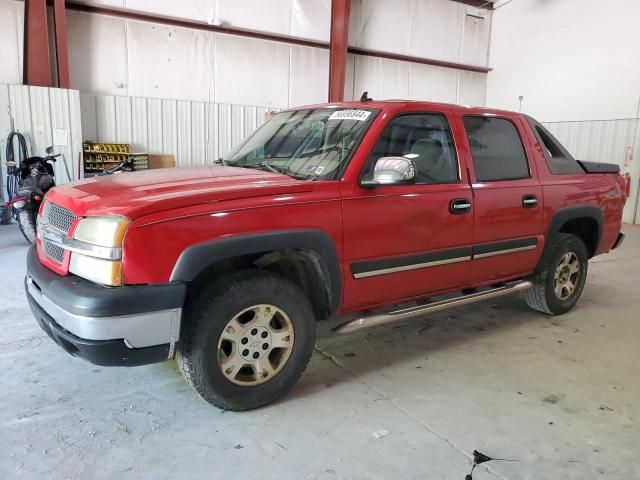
<box><xmin>222</xmin><ymin>108</ymin><xmax>378</xmax><ymax>180</ymax></box>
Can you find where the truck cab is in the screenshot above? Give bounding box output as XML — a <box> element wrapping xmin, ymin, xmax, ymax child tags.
<box><xmin>26</xmin><ymin>100</ymin><xmax>627</xmax><ymax>410</ymax></box>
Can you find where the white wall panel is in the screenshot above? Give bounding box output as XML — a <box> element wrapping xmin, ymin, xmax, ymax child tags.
<box><xmin>126</xmin><ymin>20</ymin><xmax>214</xmax><ymax>102</ymax></box>
<box><xmin>353</xmin><ymin>56</ymin><xmax>409</xmax><ymax>101</ymax></box>
<box><xmin>126</xmin><ymin>0</ymin><xmax>213</xmax><ymax>22</ymax></box>
<box><xmin>354</xmin><ymin>57</ymin><xmax>488</xmax><ymax>106</ymax></box>
<box><xmin>289</xmin><ymin>46</ymin><xmax>329</xmax><ymax>107</ymax></box>
<box><xmin>130</xmin><ymin>96</ymin><xmax>148</xmax><ymax>151</ymax></box>
<box><xmin>67</xmin><ymin>11</ymin><xmax>128</xmax><ymax>96</ymax></box>
<box><xmin>291</xmin><ymin>0</ymin><xmax>330</xmax><ymax>41</ymax></box>
<box><xmin>28</xmin><ymin>87</ymin><xmax>54</xmax><ymax>158</ymax></box>
<box><xmin>411</xmin><ymin>0</ymin><xmax>463</xmax><ymax>63</ymax></box>
<box><xmin>48</xmin><ymin>88</ymin><xmax>83</xmax><ymax>182</ymax></box>
<box><xmin>458</xmin><ymin>71</ymin><xmax>487</xmax><ymax>106</ymax></box>
<box><xmin>176</xmin><ymin>100</ymin><xmax>193</xmax><ymax>166</ymax></box>
<box><xmin>63</xmin><ymin>2</ymin><xmax>486</xmax><ymax>109</ymax></box>
<box><xmin>161</xmin><ymin>99</ymin><xmax>178</xmax><ymax>158</ymax></box>
<box><xmin>95</xmin><ymin>94</ymin><xmax>117</xmax><ymax>141</ymax></box>
<box><xmin>349</xmin><ymin>0</ymin><xmax>491</xmax><ymax>68</ymax></box>
<box><xmin>215</xmin><ymin>0</ymin><xmax>291</xmax><ymax>35</ymax></box>
<box><xmin>8</xmin><ymin>85</ymin><xmax>33</xmax><ymax>148</ymax></box>
<box><xmin>214</xmin><ymin>34</ymin><xmax>289</xmax><ymax>107</ymax></box>
<box><xmin>407</xmin><ymin>63</ymin><xmax>458</xmax><ymax>104</ymax></box>
<box><xmin>217</xmin><ymin>103</ymin><xmax>233</xmax><ymax>157</ymax></box>
<box><xmin>146</xmin><ymin>97</ymin><xmax>163</xmax><ymax>153</ymax></box>
<box><xmin>460</xmin><ymin>7</ymin><xmax>491</xmax><ymax>67</ymax></box>
<box><xmin>68</xmin><ymin>90</ymin><xmax>84</xmax><ymax>181</ymax></box>
<box><xmin>79</xmin><ymin>93</ymin><xmax>98</xmax><ymax>141</ymax></box>
<box><xmin>344</xmin><ymin>54</ymin><xmax>357</xmax><ymax>101</ymax></box>
<box><xmin>115</xmin><ymin>95</ymin><xmax>132</xmax><ymax>144</ymax></box>
<box><xmin>0</xmin><ymin>0</ymin><xmax>24</xmax><ymax>85</ymax></box>
<box><xmin>349</xmin><ymin>0</ymin><xmax>413</xmax><ymax>55</ymax></box>
<box><xmin>206</xmin><ymin>102</ymin><xmax>220</xmax><ymax>162</ymax></box>
<box><xmin>0</xmin><ymin>85</ymin><xmax>83</xmax><ymax>191</ymax></box>
<box><xmin>190</xmin><ymin>102</ymin><xmax>207</xmax><ymax>165</ymax></box>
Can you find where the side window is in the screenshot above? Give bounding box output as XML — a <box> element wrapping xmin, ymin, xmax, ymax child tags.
<box><xmin>463</xmin><ymin>116</ymin><xmax>530</xmax><ymax>182</ymax></box>
<box><xmin>365</xmin><ymin>114</ymin><xmax>459</xmax><ymax>184</ymax></box>
<box><xmin>533</xmin><ymin>124</ymin><xmax>584</xmax><ymax>175</ymax></box>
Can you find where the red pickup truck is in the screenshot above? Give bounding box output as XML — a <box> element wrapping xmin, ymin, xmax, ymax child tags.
<box><xmin>26</xmin><ymin>100</ymin><xmax>627</xmax><ymax>410</ymax></box>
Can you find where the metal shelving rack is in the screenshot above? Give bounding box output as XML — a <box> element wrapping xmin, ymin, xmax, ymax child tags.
<box><xmin>83</xmin><ymin>142</ymin><xmax>149</xmax><ymax>175</ymax></box>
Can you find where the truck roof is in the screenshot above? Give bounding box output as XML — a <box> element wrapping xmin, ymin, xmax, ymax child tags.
<box><xmin>286</xmin><ymin>99</ymin><xmax>520</xmax><ymax>117</ymax></box>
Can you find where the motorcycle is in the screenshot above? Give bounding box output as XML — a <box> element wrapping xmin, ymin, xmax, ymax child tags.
<box><xmin>10</xmin><ymin>146</ymin><xmax>61</xmax><ymax>244</ymax></box>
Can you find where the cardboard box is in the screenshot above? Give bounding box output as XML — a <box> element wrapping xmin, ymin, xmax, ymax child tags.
<box><xmin>148</xmin><ymin>154</ymin><xmax>176</xmax><ymax>169</ymax></box>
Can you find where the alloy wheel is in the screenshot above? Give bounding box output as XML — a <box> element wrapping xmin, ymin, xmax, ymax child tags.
<box><xmin>217</xmin><ymin>304</ymin><xmax>295</xmax><ymax>386</ymax></box>
<box><xmin>553</xmin><ymin>252</ymin><xmax>580</xmax><ymax>300</ymax></box>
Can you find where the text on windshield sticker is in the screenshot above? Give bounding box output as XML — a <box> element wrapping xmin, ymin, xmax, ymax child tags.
<box><xmin>328</xmin><ymin>110</ymin><xmax>371</xmax><ymax>121</ymax></box>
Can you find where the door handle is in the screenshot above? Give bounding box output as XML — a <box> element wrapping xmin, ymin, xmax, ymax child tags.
<box><xmin>450</xmin><ymin>198</ymin><xmax>471</xmax><ymax>215</ymax></box>
<box><xmin>522</xmin><ymin>194</ymin><xmax>538</xmax><ymax>208</ymax></box>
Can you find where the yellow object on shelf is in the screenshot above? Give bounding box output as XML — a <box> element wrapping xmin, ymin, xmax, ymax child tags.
<box><xmin>82</xmin><ymin>142</ymin><xmax>146</xmax><ymax>174</ymax></box>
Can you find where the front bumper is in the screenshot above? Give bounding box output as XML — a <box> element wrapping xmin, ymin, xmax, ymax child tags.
<box><xmin>25</xmin><ymin>246</ymin><xmax>186</xmax><ymax>366</ymax></box>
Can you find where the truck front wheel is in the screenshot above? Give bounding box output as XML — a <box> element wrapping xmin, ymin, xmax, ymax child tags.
<box><xmin>177</xmin><ymin>270</ymin><xmax>316</xmax><ymax>411</ymax></box>
<box><xmin>525</xmin><ymin>233</ymin><xmax>588</xmax><ymax>315</ymax></box>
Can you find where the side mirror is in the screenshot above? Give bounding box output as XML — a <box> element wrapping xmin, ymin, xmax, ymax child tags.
<box><xmin>360</xmin><ymin>156</ymin><xmax>416</xmax><ymax>188</ymax></box>
<box><xmin>45</xmin><ymin>145</ymin><xmax>54</xmax><ymax>155</ymax></box>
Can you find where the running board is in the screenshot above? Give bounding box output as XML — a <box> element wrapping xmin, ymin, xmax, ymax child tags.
<box><xmin>334</xmin><ymin>281</ymin><xmax>533</xmax><ymax>334</ymax></box>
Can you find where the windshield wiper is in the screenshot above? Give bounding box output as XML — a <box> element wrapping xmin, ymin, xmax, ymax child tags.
<box><xmin>255</xmin><ymin>162</ymin><xmax>281</xmax><ymax>174</ymax></box>
<box><xmin>236</xmin><ymin>161</ymin><xmax>306</xmax><ymax>180</ymax></box>
<box><xmin>213</xmin><ymin>157</ymin><xmax>228</xmax><ymax>166</ymax></box>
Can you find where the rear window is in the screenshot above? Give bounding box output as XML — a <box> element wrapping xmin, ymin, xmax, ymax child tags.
<box><xmin>463</xmin><ymin>116</ymin><xmax>530</xmax><ymax>182</ymax></box>
<box><xmin>526</xmin><ymin>117</ymin><xmax>584</xmax><ymax>175</ymax></box>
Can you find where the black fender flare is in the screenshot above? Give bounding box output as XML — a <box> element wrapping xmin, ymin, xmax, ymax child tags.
<box><xmin>170</xmin><ymin>230</ymin><xmax>341</xmax><ymax>313</ymax></box>
<box><xmin>543</xmin><ymin>204</ymin><xmax>603</xmax><ymax>259</ymax></box>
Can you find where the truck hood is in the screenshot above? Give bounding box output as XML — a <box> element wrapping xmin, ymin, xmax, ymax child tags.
<box><xmin>45</xmin><ymin>166</ymin><xmax>314</xmax><ymax>219</ymax></box>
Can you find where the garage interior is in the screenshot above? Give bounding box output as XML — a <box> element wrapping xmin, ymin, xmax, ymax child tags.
<box><xmin>1</xmin><ymin>0</ymin><xmax>639</xmax><ymax>479</ymax></box>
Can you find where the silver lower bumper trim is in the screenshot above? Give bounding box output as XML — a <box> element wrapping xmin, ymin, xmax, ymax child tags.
<box><xmin>27</xmin><ymin>276</ymin><xmax>181</xmax><ymax>350</ymax></box>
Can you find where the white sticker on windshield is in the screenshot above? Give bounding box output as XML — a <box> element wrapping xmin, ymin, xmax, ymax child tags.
<box><xmin>328</xmin><ymin>110</ymin><xmax>371</xmax><ymax>121</ymax></box>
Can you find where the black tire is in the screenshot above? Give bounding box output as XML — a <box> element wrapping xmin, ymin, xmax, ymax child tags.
<box><xmin>17</xmin><ymin>209</ymin><xmax>37</xmax><ymax>244</ymax></box>
<box><xmin>525</xmin><ymin>233</ymin><xmax>588</xmax><ymax>315</ymax></box>
<box><xmin>177</xmin><ymin>270</ymin><xmax>316</xmax><ymax>411</ymax></box>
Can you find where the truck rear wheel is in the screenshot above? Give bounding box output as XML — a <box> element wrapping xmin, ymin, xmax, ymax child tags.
<box><xmin>525</xmin><ymin>233</ymin><xmax>588</xmax><ymax>315</ymax></box>
<box><xmin>177</xmin><ymin>270</ymin><xmax>315</xmax><ymax>411</ymax></box>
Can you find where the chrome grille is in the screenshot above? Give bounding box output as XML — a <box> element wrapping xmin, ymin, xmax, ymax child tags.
<box><xmin>42</xmin><ymin>201</ymin><xmax>74</xmax><ymax>233</ymax></box>
<box><xmin>42</xmin><ymin>239</ymin><xmax>64</xmax><ymax>263</ymax></box>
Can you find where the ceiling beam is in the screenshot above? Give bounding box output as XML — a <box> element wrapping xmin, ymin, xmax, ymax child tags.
<box><xmin>24</xmin><ymin>0</ymin><xmax>53</xmax><ymax>86</ymax></box>
<box><xmin>328</xmin><ymin>0</ymin><xmax>351</xmax><ymax>102</ymax></box>
<box><xmin>53</xmin><ymin>0</ymin><xmax>70</xmax><ymax>88</ymax></box>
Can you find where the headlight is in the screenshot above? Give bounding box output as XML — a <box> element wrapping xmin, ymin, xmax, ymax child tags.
<box><xmin>69</xmin><ymin>215</ymin><xmax>130</xmax><ymax>286</ymax></box>
<box><xmin>73</xmin><ymin>215</ymin><xmax>130</xmax><ymax>247</ymax></box>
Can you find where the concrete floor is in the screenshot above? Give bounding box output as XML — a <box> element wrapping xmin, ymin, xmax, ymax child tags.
<box><xmin>1</xmin><ymin>223</ymin><xmax>639</xmax><ymax>480</ymax></box>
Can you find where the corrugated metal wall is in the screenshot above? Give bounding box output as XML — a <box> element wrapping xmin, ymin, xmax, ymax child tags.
<box><xmin>544</xmin><ymin>119</ymin><xmax>640</xmax><ymax>224</ymax></box>
<box><xmin>79</xmin><ymin>93</ymin><xmax>277</xmax><ymax>166</ymax></box>
<box><xmin>0</xmin><ymin>84</ymin><xmax>84</xmax><ymax>199</ymax></box>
